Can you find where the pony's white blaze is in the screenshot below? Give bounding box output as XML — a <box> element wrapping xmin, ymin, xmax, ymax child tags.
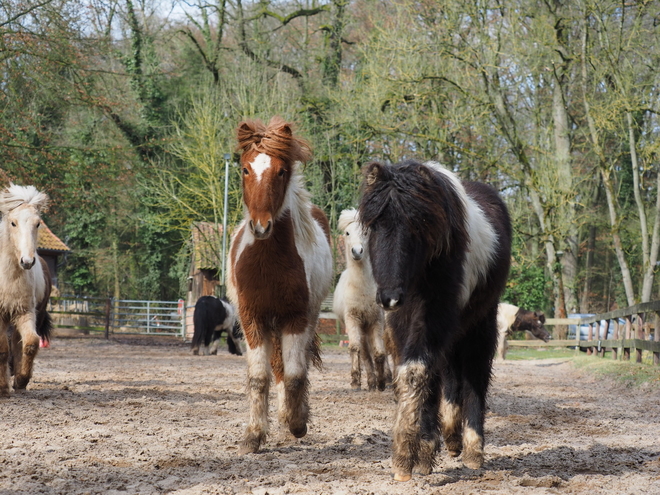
<box><xmin>251</xmin><ymin>153</ymin><xmax>272</xmax><ymax>181</ymax></box>
<box><xmin>424</xmin><ymin>162</ymin><xmax>498</xmax><ymax>308</ymax></box>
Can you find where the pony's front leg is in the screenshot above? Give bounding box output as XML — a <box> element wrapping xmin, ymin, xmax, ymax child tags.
<box><xmin>279</xmin><ymin>322</ymin><xmax>313</xmax><ymax>438</ymax></box>
<box><xmin>392</xmin><ymin>360</ymin><xmax>430</xmax><ymax>482</ymax></box>
<box><xmin>415</xmin><ymin>370</ymin><xmax>441</xmax><ymax>475</ymax></box>
<box><xmin>240</xmin><ymin>326</ymin><xmax>272</xmax><ymax>454</ymax></box>
<box><xmin>345</xmin><ymin>315</ymin><xmax>362</xmax><ymax>390</ymax></box>
<box><xmin>0</xmin><ymin>320</ymin><xmax>10</xmax><ymax>397</ymax></box>
<box><xmin>12</xmin><ymin>312</ymin><xmax>40</xmax><ymax>390</ymax></box>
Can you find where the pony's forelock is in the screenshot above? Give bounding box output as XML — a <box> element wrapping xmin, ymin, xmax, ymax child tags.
<box><xmin>359</xmin><ymin>161</ymin><xmax>467</xmax><ymax>257</ymax></box>
<box><xmin>337</xmin><ymin>208</ymin><xmax>358</xmax><ymax>233</ymax></box>
<box><xmin>237</xmin><ymin>116</ymin><xmax>312</xmax><ymax>165</ymax></box>
<box><xmin>0</xmin><ymin>184</ymin><xmax>49</xmax><ymax>215</ymax></box>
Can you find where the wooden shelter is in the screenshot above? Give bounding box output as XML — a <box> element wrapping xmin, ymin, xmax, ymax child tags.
<box><xmin>37</xmin><ymin>222</ymin><xmax>70</xmax><ymax>289</ymax></box>
<box><xmin>187</xmin><ymin>222</ymin><xmax>224</xmax><ymax>305</ymax></box>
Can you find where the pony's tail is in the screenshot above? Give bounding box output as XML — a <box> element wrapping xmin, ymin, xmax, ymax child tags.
<box><xmin>36</xmin><ymin>310</ymin><xmax>52</xmax><ymax>343</ymax></box>
<box><xmin>310</xmin><ymin>332</ymin><xmax>323</xmax><ymax>372</ymax></box>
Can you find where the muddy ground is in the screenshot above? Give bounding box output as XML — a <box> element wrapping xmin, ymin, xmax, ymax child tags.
<box><xmin>1</xmin><ymin>337</ymin><xmax>659</xmax><ymax>494</ymax></box>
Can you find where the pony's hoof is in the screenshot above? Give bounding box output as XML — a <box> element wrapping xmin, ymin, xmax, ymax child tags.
<box><xmin>462</xmin><ymin>451</ymin><xmax>484</xmax><ymax>469</ymax></box>
<box><xmin>447</xmin><ymin>449</ymin><xmax>461</xmax><ymax>457</ymax></box>
<box><xmin>290</xmin><ymin>424</ymin><xmax>307</xmax><ymax>438</ymax></box>
<box><xmin>393</xmin><ymin>473</ymin><xmax>412</xmax><ymax>482</ymax></box>
<box><xmin>0</xmin><ymin>388</ymin><xmax>10</xmax><ymax>398</ymax></box>
<box><xmin>238</xmin><ymin>441</ymin><xmax>260</xmax><ymax>455</ymax></box>
<box><xmin>13</xmin><ymin>376</ymin><xmax>29</xmax><ymax>390</ymax></box>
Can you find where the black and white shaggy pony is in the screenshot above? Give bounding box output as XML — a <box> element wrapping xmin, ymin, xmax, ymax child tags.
<box><xmin>333</xmin><ymin>208</ymin><xmax>391</xmax><ymax>391</ymax></box>
<box><xmin>359</xmin><ymin>160</ymin><xmax>511</xmax><ymax>481</ymax></box>
<box><xmin>191</xmin><ymin>296</ymin><xmax>243</xmax><ymax>356</ymax></box>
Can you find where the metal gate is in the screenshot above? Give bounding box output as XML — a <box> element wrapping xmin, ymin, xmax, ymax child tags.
<box><xmin>111</xmin><ymin>299</ymin><xmax>185</xmax><ymax>337</ymax></box>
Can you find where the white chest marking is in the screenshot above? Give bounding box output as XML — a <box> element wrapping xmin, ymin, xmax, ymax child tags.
<box><xmin>251</xmin><ymin>153</ymin><xmax>272</xmax><ymax>182</ymax></box>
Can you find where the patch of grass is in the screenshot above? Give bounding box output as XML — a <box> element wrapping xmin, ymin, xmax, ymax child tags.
<box><xmin>504</xmin><ymin>347</ymin><xmax>575</xmax><ymax>360</ymax></box>
<box><xmin>572</xmin><ymin>355</ymin><xmax>660</xmax><ymax>388</ymax></box>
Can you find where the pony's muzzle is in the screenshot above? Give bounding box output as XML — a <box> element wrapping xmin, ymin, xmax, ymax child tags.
<box><xmin>351</xmin><ymin>245</ymin><xmax>364</xmax><ymax>261</ymax></box>
<box><xmin>20</xmin><ymin>257</ymin><xmax>36</xmax><ymax>270</ymax></box>
<box><xmin>377</xmin><ymin>288</ymin><xmax>403</xmax><ymax>311</ymax></box>
<box><xmin>250</xmin><ymin>219</ymin><xmax>272</xmax><ymax>239</ymax></box>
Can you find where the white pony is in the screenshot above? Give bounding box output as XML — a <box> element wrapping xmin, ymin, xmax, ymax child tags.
<box><xmin>333</xmin><ymin>209</ymin><xmax>391</xmax><ymax>391</ymax></box>
<box><xmin>0</xmin><ymin>184</ymin><xmax>52</xmax><ymax>396</ymax></box>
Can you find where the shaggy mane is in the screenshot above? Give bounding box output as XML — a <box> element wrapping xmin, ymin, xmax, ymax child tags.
<box><xmin>237</xmin><ymin>116</ymin><xmax>312</xmax><ymax>165</ymax></box>
<box><xmin>0</xmin><ymin>184</ymin><xmax>49</xmax><ymax>215</ymax></box>
<box><xmin>359</xmin><ymin>160</ymin><xmax>468</xmax><ymax>257</ymax></box>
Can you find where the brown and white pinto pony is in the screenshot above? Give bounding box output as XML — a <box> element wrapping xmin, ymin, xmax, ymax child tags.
<box><xmin>496</xmin><ymin>303</ymin><xmax>551</xmax><ymax>360</ymax></box>
<box><xmin>333</xmin><ymin>208</ymin><xmax>391</xmax><ymax>391</ymax></box>
<box><xmin>227</xmin><ymin>117</ymin><xmax>333</xmax><ymax>454</ymax></box>
<box><xmin>359</xmin><ymin>160</ymin><xmax>511</xmax><ymax>481</ymax></box>
<box><xmin>0</xmin><ymin>185</ymin><xmax>53</xmax><ymax>396</ymax></box>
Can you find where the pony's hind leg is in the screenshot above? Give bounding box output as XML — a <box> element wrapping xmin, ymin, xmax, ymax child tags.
<box><xmin>392</xmin><ymin>360</ymin><xmax>430</xmax><ymax>481</ymax></box>
<box><xmin>12</xmin><ymin>312</ymin><xmax>40</xmax><ymax>390</ymax></box>
<box><xmin>360</xmin><ymin>333</ymin><xmax>377</xmax><ymax>391</ymax></box>
<box><xmin>0</xmin><ymin>321</ymin><xmax>10</xmax><ymax>397</ymax></box>
<box><xmin>367</xmin><ymin>322</ymin><xmax>389</xmax><ymax>391</ymax></box>
<box><xmin>440</xmin><ymin>352</ymin><xmax>464</xmax><ymax>458</ymax></box>
<box><xmin>280</xmin><ymin>324</ymin><xmax>313</xmax><ymax>438</ymax></box>
<box><xmin>459</xmin><ymin>329</ymin><xmax>496</xmax><ymax>470</ymax></box>
<box><xmin>240</xmin><ymin>329</ymin><xmax>272</xmax><ymax>454</ymax></box>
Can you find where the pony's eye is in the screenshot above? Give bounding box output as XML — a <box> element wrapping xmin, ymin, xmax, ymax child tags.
<box><xmin>11</xmin><ymin>222</ymin><xmax>16</xmax><ymax>227</ymax></box>
<box><xmin>36</xmin><ymin>221</ymin><xmax>41</xmax><ymax>228</ymax></box>
<box><xmin>278</xmin><ymin>169</ymin><xmax>286</xmax><ymax>177</ymax></box>
<box><xmin>346</xmin><ymin>231</ymin><xmax>350</xmax><ymax>236</ymax></box>
<box><xmin>243</xmin><ymin>168</ymin><xmax>249</xmax><ymax>175</ymax></box>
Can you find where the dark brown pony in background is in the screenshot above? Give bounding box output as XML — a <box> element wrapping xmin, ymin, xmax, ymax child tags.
<box><xmin>227</xmin><ymin>117</ymin><xmax>333</xmax><ymax>454</ymax></box>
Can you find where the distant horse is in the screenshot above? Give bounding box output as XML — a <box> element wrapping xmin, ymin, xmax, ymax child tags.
<box><xmin>191</xmin><ymin>296</ymin><xmax>243</xmax><ymax>356</ymax></box>
<box><xmin>496</xmin><ymin>303</ymin><xmax>551</xmax><ymax>360</ymax></box>
<box><xmin>333</xmin><ymin>208</ymin><xmax>391</xmax><ymax>391</ymax></box>
<box><xmin>227</xmin><ymin>117</ymin><xmax>333</xmax><ymax>454</ymax></box>
<box><xmin>0</xmin><ymin>184</ymin><xmax>53</xmax><ymax>396</ymax></box>
<box><xmin>359</xmin><ymin>160</ymin><xmax>511</xmax><ymax>481</ymax></box>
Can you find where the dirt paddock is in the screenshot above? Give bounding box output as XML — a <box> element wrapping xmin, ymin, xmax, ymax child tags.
<box><xmin>1</xmin><ymin>338</ymin><xmax>659</xmax><ymax>494</ymax></box>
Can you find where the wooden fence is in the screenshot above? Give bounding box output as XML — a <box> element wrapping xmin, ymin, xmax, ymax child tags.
<box><xmin>507</xmin><ymin>301</ymin><xmax>660</xmax><ymax>366</ymax></box>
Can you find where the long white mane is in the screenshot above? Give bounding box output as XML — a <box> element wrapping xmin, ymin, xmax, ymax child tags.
<box><xmin>0</xmin><ymin>184</ymin><xmax>49</xmax><ymax>215</ymax></box>
<box><xmin>281</xmin><ymin>168</ymin><xmax>317</xmax><ymax>247</ymax></box>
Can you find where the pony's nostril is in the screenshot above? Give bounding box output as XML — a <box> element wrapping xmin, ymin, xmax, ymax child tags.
<box><xmin>377</xmin><ymin>289</ymin><xmax>403</xmax><ymax>310</ymax></box>
<box><xmin>265</xmin><ymin>220</ymin><xmax>272</xmax><ymax>233</ymax></box>
<box><xmin>249</xmin><ymin>220</ymin><xmax>255</xmax><ymax>232</ymax></box>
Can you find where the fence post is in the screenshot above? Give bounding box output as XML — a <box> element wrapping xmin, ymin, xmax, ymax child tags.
<box><xmin>104</xmin><ymin>297</ymin><xmax>111</xmax><ymax>340</ymax></box>
<box><xmin>181</xmin><ymin>303</ymin><xmax>186</xmax><ymax>341</ymax></box>
<box><xmin>587</xmin><ymin>322</ymin><xmax>594</xmax><ymax>355</ymax></box>
<box><xmin>635</xmin><ymin>313</ymin><xmax>644</xmax><ymax>363</ymax></box>
<box><xmin>623</xmin><ymin>316</ymin><xmax>632</xmax><ymax>361</ymax></box>
<box><xmin>612</xmin><ymin>318</ymin><xmax>619</xmax><ymax>361</ymax></box>
<box><xmin>654</xmin><ymin>312</ymin><xmax>659</xmax><ymax>366</ymax></box>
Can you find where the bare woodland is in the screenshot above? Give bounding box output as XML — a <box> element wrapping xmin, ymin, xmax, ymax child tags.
<box><xmin>2</xmin><ymin>1</ymin><xmax>660</xmax><ymax>316</ymax></box>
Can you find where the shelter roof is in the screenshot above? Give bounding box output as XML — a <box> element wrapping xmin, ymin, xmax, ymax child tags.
<box><xmin>38</xmin><ymin>223</ymin><xmax>70</xmax><ymax>253</ymax></box>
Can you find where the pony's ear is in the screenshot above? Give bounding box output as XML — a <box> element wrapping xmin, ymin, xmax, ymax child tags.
<box><xmin>417</xmin><ymin>163</ymin><xmax>435</xmax><ymax>183</ymax></box>
<box><xmin>236</xmin><ymin>120</ymin><xmax>264</xmax><ymax>153</ymax></box>
<box><xmin>31</xmin><ymin>191</ymin><xmax>49</xmax><ymax>213</ymax></box>
<box><xmin>363</xmin><ymin>162</ymin><xmax>388</xmax><ymax>186</ymax></box>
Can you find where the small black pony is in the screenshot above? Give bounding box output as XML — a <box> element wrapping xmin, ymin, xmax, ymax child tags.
<box><xmin>191</xmin><ymin>296</ymin><xmax>243</xmax><ymax>356</ymax></box>
<box><xmin>359</xmin><ymin>160</ymin><xmax>511</xmax><ymax>481</ymax></box>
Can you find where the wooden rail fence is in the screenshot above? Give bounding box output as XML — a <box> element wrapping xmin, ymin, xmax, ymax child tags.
<box><xmin>507</xmin><ymin>301</ymin><xmax>660</xmax><ymax>366</ymax></box>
